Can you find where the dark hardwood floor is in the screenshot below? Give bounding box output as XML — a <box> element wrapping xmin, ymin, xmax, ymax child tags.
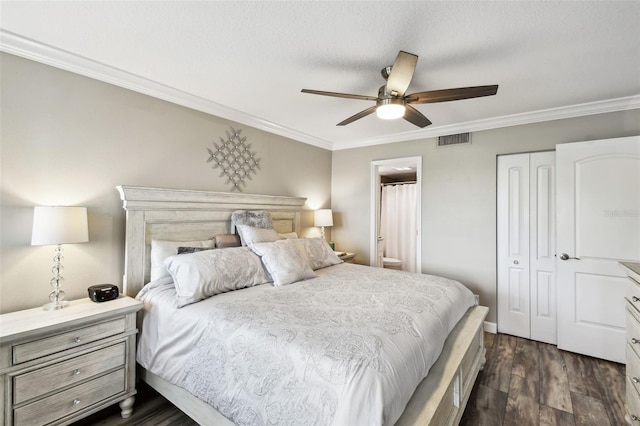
<box><xmin>72</xmin><ymin>381</ymin><xmax>197</xmax><ymax>426</ymax></box>
<box><xmin>460</xmin><ymin>332</ymin><xmax>626</xmax><ymax>426</ymax></box>
<box><xmin>74</xmin><ymin>333</ymin><xmax>626</xmax><ymax>426</ymax></box>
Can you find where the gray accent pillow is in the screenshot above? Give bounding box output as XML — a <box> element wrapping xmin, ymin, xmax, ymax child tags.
<box><xmin>213</xmin><ymin>234</ymin><xmax>241</xmax><ymax>248</ymax></box>
<box><xmin>231</xmin><ymin>210</ymin><xmax>273</xmax><ymax>235</ymax></box>
<box><xmin>177</xmin><ymin>246</ymin><xmax>215</xmax><ymax>255</ymax></box>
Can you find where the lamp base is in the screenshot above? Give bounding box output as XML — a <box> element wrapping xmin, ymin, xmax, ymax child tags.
<box><xmin>43</xmin><ymin>300</ymin><xmax>70</xmax><ymax>311</ymax></box>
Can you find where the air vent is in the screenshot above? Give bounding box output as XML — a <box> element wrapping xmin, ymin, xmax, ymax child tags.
<box><xmin>438</xmin><ymin>133</ymin><xmax>471</xmax><ymax>147</ymax></box>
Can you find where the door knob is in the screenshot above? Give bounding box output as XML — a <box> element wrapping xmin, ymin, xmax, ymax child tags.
<box><xmin>559</xmin><ymin>253</ymin><xmax>580</xmax><ymax>261</ymax></box>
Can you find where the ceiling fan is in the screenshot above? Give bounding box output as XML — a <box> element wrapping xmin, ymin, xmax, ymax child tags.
<box><xmin>301</xmin><ymin>51</ymin><xmax>498</xmax><ymax>128</ymax></box>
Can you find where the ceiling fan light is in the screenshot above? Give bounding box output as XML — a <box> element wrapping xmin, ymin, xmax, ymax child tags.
<box><xmin>376</xmin><ymin>103</ymin><xmax>406</xmax><ymax>120</ymax></box>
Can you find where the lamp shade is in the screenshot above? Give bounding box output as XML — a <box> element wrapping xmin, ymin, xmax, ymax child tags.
<box><xmin>31</xmin><ymin>206</ymin><xmax>89</xmax><ymax>246</ymax></box>
<box><xmin>376</xmin><ymin>98</ymin><xmax>406</xmax><ymax>120</ymax></box>
<box><xmin>376</xmin><ymin>103</ymin><xmax>406</xmax><ymax>120</ymax></box>
<box><xmin>314</xmin><ymin>209</ymin><xmax>333</xmax><ymax>227</ymax></box>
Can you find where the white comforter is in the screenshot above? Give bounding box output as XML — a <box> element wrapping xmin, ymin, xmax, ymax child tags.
<box><xmin>136</xmin><ymin>263</ymin><xmax>476</xmax><ymax>426</ymax></box>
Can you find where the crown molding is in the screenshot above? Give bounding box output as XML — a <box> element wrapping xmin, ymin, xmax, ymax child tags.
<box><xmin>334</xmin><ymin>95</ymin><xmax>640</xmax><ymax>150</ymax></box>
<box><xmin>2</xmin><ymin>30</ymin><xmax>638</xmax><ymax>153</ymax></box>
<box><xmin>0</xmin><ymin>30</ymin><xmax>334</xmax><ymax>151</ymax></box>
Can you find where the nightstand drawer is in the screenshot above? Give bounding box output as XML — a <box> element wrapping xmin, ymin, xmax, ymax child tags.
<box><xmin>14</xmin><ymin>342</ymin><xmax>126</xmax><ymax>404</ymax></box>
<box><xmin>628</xmin><ymin>276</ymin><xmax>640</xmax><ymax>313</ymax></box>
<box><xmin>628</xmin><ymin>307</ymin><xmax>640</xmax><ymax>356</ymax></box>
<box><xmin>628</xmin><ymin>343</ymin><xmax>640</xmax><ymax>395</ymax></box>
<box><xmin>14</xmin><ymin>368</ymin><xmax>125</xmax><ymax>426</ymax></box>
<box><xmin>12</xmin><ymin>317</ymin><xmax>126</xmax><ymax>364</ymax></box>
<box><xmin>628</xmin><ymin>376</ymin><xmax>640</xmax><ymax>424</ymax></box>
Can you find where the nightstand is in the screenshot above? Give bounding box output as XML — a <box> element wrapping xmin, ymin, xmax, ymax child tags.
<box><xmin>339</xmin><ymin>252</ymin><xmax>356</xmax><ymax>263</ymax></box>
<box><xmin>0</xmin><ymin>296</ymin><xmax>143</xmax><ymax>425</ymax></box>
<box><xmin>622</xmin><ymin>262</ymin><xmax>640</xmax><ymax>424</ymax></box>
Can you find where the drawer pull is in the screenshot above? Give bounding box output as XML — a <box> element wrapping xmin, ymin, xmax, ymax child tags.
<box><xmin>74</xmin><ymin>337</ymin><xmax>81</xmax><ymax>343</ymax></box>
<box><xmin>73</xmin><ymin>399</ymin><xmax>81</xmax><ymax>405</ymax></box>
<box><xmin>634</xmin><ymin>377</ymin><xmax>640</xmax><ymax>384</ymax></box>
<box><xmin>634</xmin><ymin>296</ymin><xmax>640</xmax><ymax>302</ymax></box>
<box><xmin>73</xmin><ymin>369</ymin><xmax>81</xmax><ymax>376</ymax></box>
<box><xmin>632</xmin><ymin>338</ymin><xmax>640</xmax><ymax>345</ymax></box>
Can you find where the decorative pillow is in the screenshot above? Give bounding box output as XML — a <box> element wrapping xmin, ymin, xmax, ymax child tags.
<box><xmin>291</xmin><ymin>238</ymin><xmax>343</xmax><ymax>270</ymax></box>
<box><xmin>237</xmin><ymin>225</ymin><xmax>279</xmax><ymax>246</ymax></box>
<box><xmin>250</xmin><ymin>240</ymin><xmax>317</xmax><ymax>286</ymax></box>
<box><xmin>231</xmin><ymin>210</ymin><xmax>273</xmax><ymax>234</ymax></box>
<box><xmin>164</xmin><ymin>247</ymin><xmax>269</xmax><ymax>307</ymax></box>
<box><xmin>213</xmin><ymin>233</ymin><xmax>241</xmax><ymax>248</ymax></box>
<box><xmin>150</xmin><ymin>239</ymin><xmax>215</xmax><ymax>281</ymax></box>
<box><xmin>278</xmin><ymin>232</ymin><xmax>298</xmax><ymax>239</ymax></box>
<box><xmin>177</xmin><ymin>246</ymin><xmax>215</xmax><ymax>255</ymax></box>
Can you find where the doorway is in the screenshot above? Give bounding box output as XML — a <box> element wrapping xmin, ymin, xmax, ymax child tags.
<box><xmin>370</xmin><ymin>156</ymin><xmax>422</xmax><ymax>272</ymax></box>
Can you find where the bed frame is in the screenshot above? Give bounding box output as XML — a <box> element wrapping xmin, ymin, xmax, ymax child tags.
<box><xmin>117</xmin><ymin>185</ymin><xmax>489</xmax><ymax>425</ymax></box>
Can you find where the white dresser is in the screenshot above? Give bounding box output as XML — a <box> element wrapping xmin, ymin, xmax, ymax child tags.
<box><xmin>623</xmin><ymin>262</ymin><xmax>640</xmax><ymax>424</ymax></box>
<box><xmin>0</xmin><ymin>297</ymin><xmax>142</xmax><ymax>425</ymax></box>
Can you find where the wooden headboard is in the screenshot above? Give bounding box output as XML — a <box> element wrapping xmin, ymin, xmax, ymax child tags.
<box><xmin>117</xmin><ymin>185</ymin><xmax>306</xmax><ymax>297</ymax></box>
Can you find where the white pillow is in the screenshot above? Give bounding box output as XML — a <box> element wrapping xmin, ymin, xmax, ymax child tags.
<box><xmin>150</xmin><ymin>239</ymin><xmax>215</xmax><ymax>281</ymax></box>
<box><xmin>164</xmin><ymin>247</ymin><xmax>269</xmax><ymax>307</ymax></box>
<box><xmin>250</xmin><ymin>240</ymin><xmax>317</xmax><ymax>286</ymax></box>
<box><xmin>291</xmin><ymin>238</ymin><xmax>343</xmax><ymax>270</ymax></box>
<box><xmin>278</xmin><ymin>232</ymin><xmax>298</xmax><ymax>239</ymax></box>
<box><xmin>236</xmin><ymin>224</ymin><xmax>279</xmax><ymax>246</ymax></box>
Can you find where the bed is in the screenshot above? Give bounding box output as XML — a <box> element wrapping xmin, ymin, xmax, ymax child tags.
<box><xmin>117</xmin><ymin>185</ymin><xmax>488</xmax><ymax>425</ymax></box>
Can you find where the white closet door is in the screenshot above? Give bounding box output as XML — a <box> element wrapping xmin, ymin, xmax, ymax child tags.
<box><xmin>497</xmin><ymin>152</ymin><xmax>556</xmax><ymax>342</ymax></box>
<box><xmin>557</xmin><ymin>136</ymin><xmax>640</xmax><ymax>363</ymax></box>
<box><xmin>497</xmin><ymin>154</ymin><xmax>530</xmax><ymax>338</ymax></box>
<box><xmin>529</xmin><ymin>152</ymin><xmax>556</xmax><ymax>344</ymax></box>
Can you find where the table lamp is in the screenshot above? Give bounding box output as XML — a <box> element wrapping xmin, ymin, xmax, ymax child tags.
<box><xmin>314</xmin><ymin>209</ymin><xmax>333</xmax><ymax>240</ymax></box>
<box><xmin>31</xmin><ymin>206</ymin><xmax>89</xmax><ymax>310</ymax></box>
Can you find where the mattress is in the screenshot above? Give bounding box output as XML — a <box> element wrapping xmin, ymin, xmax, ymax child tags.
<box><xmin>136</xmin><ymin>263</ymin><xmax>476</xmax><ymax>425</ymax></box>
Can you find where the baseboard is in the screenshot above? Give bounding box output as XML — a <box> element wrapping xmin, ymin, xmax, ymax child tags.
<box><xmin>483</xmin><ymin>321</ymin><xmax>497</xmax><ymax>334</ymax></box>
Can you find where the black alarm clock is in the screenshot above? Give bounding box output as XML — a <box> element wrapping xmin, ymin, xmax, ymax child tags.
<box><xmin>88</xmin><ymin>284</ymin><xmax>119</xmax><ymax>302</ymax></box>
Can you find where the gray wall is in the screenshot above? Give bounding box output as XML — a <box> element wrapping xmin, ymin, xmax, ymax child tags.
<box><xmin>0</xmin><ymin>53</ymin><xmax>332</xmax><ymax>313</ymax></box>
<box><xmin>3</xmin><ymin>51</ymin><xmax>638</xmax><ymax>323</ymax></box>
<box><xmin>331</xmin><ymin>109</ymin><xmax>640</xmax><ymax>323</ymax></box>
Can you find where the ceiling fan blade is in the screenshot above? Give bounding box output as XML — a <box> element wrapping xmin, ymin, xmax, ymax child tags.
<box><xmin>406</xmin><ymin>85</ymin><xmax>498</xmax><ymax>104</ymax></box>
<box><xmin>403</xmin><ymin>105</ymin><xmax>432</xmax><ymax>128</ymax></box>
<box><xmin>337</xmin><ymin>106</ymin><xmax>378</xmax><ymax>126</ymax></box>
<box><xmin>301</xmin><ymin>89</ymin><xmax>378</xmax><ymax>101</ymax></box>
<box><xmin>386</xmin><ymin>51</ymin><xmax>418</xmax><ymax>96</ymax></box>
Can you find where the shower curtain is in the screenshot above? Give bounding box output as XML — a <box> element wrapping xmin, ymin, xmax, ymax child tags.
<box><xmin>380</xmin><ymin>183</ymin><xmax>417</xmax><ymax>272</ymax></box>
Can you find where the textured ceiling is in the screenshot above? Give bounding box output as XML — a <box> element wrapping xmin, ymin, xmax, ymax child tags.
<box><xmin>1</xmin><ymin>1</ymin><xmax>639</xmax><ymax>150</ymax></box>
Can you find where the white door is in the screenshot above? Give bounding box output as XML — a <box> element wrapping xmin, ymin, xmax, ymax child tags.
<box><xmin>529</xmin><ymin>152</ymin><xmax>557</xmax><ymax>344</ymax></box>
<box><xmin>497</xmin><ymin>152</ymin><xmax>556</xmax><ymax>344</ymax></box>
<box><xmin>497</xmin><ymin>154</ymin><xmax>531</xmax><ymax>338</ymax></box>
<box><xmin>557</xmin><ymin>136</ymin><xmax>640</xmax><ymax>363</ymax></box>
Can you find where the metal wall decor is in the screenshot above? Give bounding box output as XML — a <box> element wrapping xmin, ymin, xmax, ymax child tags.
<box><xmin>206</xmin><ymin>126</ymin><xmax>261</xmax><ymax>192</ymax></box>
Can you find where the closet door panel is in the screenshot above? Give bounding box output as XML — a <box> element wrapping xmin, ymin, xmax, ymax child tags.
<box><xmin>530</xmin><ymin>152</ymin><xmax>556</xmax><ymax>344</ymax></box>
<box><xmin>497</xmin><ymin>154</ymin><xmax>530</xmax><ymax>338</ymax></box>
<box><xmin>534</xmin><ymin>271</ymin><xmax>553</xmax><ymax>316</ymax></box>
